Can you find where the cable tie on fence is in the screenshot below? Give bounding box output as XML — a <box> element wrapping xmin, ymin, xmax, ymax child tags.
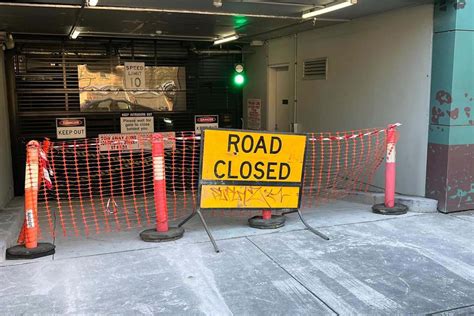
<box><xmin>106</xmin><ymin>198</ymin><xmax>118</xmax><ymax>215</ymax></box>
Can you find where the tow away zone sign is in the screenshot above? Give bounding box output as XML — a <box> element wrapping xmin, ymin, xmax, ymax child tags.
<box><xmin>99</xmin><ymin>132</ymin><xmax>176</xmax><ymax>152</ymax></box>
<box><xmin>199</xmin><ymin>129</ymin><xmax>307</xmax><ymax>209</ymax></box>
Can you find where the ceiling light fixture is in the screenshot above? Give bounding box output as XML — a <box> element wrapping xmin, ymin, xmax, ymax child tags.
<box><xmin>87</xmin><ymin>0</ymin><xmax>99</xmax><ymax>7</ymax></box>
<box><xmin>213</xmin><ymin>0</ymin><xmax>223</xmax><ymax>8</ymax></box>
<box><xmin>213</xmin><ymin>34</ymin><xmax>239</xmax><ymax>45</ymax></box>
<box><xmin>302</xmin><ymin>0</ymin><xmax>356</xmax><ymax>19</ymax></box>
<box><xmin>70</xmin><ymin>29</ymin><xmax>80</xmax><ymax>39</ymax></box>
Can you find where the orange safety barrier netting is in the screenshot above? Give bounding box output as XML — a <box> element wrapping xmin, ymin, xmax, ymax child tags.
<box><xmin>37</xmin><ymin>132</ymin><xmax>200</xmax><ymax>237</ymax></box>
<box><xmin>300</xmin><ymin>126</ymin><xmax>389</xmax><ymax>209</ymax></box>
<box><xmin>34</xmin><ymin>126</ymin><xmax>392</xmax><ymax>238</ymax></box>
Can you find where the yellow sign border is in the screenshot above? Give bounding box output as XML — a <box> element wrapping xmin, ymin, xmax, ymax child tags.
<box><xmin>198</xmin><ymin>129</ymin><xmax>307</xmax><ymax>210</ymax></box>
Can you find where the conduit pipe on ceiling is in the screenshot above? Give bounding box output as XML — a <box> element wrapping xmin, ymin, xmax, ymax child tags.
<box><xmin>293</xmin><ymin>33</ymin><xmax>298</xmax><ymax>133</ymax></box>
<box><xmin>0</xmin><ymin>2</ymin><xmax>349</xmax><ymax>21</ymax></box>
<box><xmin>192</xmin><ymin>49</ymin><xmax>253</xmax><ymax>55</ymax></box>
<box><xmin>0</xmin><ymin>2</ymin><xmax>301</xmax><ymax>19</ymax></box>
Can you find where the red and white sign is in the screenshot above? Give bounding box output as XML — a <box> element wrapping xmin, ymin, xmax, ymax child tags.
<box><xmin>247</xmin><ymin>99</ymin><xmax>261</xmax><ymax>130</ymax></box>
<box><xmin>56</xmin><ymin>118</ymin><xmax>86</xmax><ymax>139</ymax></box>
<box><xmin>99</xmin><ymin>132</ymin><xmax>175</xmax><ymax>152</ymax></box>
<box><xmin>195</xmin><ymin>115</ymin><xmax>219</xmax><ymax>135</ymax></box>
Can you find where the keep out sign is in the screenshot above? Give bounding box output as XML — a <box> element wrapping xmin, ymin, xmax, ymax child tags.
<box><xmin>199</xmin><ymin>129</ymin><xmax>307</xmax><ymax>209</ymax></box>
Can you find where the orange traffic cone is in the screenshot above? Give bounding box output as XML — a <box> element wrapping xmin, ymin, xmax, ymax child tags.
<box><xmin>6</xmin><ymin>140</ymin><xmax>55</xmax><ymax>260</ymax></box>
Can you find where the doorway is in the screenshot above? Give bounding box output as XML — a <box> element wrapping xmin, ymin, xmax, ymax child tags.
<box><xmin>267</xmin><ymin>65</ymin><xmax>291</xmax><ymax>132</ymax></box>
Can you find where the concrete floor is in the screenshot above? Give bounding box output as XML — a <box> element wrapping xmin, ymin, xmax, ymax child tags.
<box><xmin>0</xmin><ymin>201</ymin><xmax>473</xmax><ymax>315</ymax></box>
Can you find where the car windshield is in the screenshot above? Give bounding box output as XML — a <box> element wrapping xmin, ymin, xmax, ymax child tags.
<box><xmin>97</xmin><ymin>99</ymin><xmax>112</xmax><ymax>110</ymax></box>
<box><xmin>116</xmin><ymin>101</ymin><xmax>130</xmax><ymax>110</ymax></box>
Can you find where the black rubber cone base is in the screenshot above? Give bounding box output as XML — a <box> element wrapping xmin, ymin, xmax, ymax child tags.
<box><xmin>372</xmin><ymin>203</ymin><xmax>408</xmax><ymax>215</ymax></box>
<box><xmin>140</xmin><ymin>227</ymin><xmax>185</xmax><ymax>242</ymax></box>
<box><xmin>6</xmin><ymin>242</ymin><xmax>55</xmax><ymax>260</ymax></box>
<box><xmin>248</xmin><ymin>215</ymin><xmax>286</xmax><ymax>229</ymax></box>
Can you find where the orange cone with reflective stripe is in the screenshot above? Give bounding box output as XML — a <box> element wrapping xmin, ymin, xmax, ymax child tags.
<box><xmin>22</xmin><ymin>140</ymin><xmax>40</xmax><ymax>248</ymax></box>
<box><xmin>6</xmin><ymin>140</ymin><xmax>55</xmax><ymax>260</ymax></box>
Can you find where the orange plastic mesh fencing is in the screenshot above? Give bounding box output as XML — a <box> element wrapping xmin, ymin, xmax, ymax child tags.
<box><xmin>35</xmin><ymin>127</ymin><xmax>390</xmax><ymax>238</ymax></box>
<box><xmin>300</xmin><ymin>127</ymin><xmax>387</xmax><ymax>209</ymax></box>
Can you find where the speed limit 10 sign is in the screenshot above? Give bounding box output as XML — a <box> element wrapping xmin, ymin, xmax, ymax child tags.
<box><xmin>124</xmin><ymin>62</ymin><xmax>146</xmax><ymax>89</ymax></box>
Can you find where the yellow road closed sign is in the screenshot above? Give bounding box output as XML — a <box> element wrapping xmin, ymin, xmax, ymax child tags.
<box><xmin>199</xmin><ymin>129</ymin><xmax>307</xmax><ymax>209</ymax></box>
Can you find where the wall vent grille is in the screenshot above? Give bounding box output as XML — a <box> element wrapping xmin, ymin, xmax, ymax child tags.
<box><xmin>303</xmin><ymin>57</ymin><xmax>327</xmax><ymax>80</ymax></box>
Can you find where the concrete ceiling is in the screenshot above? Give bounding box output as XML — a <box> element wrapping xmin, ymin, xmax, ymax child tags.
<box><xmin>0</xmin><ymin>0</ymin><xmax>433</xmax><ymax>42</ymax></box>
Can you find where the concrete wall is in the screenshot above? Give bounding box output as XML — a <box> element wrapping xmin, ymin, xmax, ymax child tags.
<box><xmin>0</xmin><ymin>49</ymin><xmax>14</xmax><ymax>208</ymax></box>
<box><xmin>243</xmin><ymin>5</ymin><xmax>434</xmax><ymax>196</ymax></box>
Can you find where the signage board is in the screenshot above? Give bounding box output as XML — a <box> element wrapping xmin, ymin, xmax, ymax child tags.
<box><xmin>247</xmin><ymin>99</ymin><xmax>261</xmax><ymax>130</ymax></box>
<box><xmin>124</xmin><ymin>62</ymin><xmax>146</xmax><ymax>89</ymax></box>
<box><xmin>56</xmin><ymin>118</ymin><xmax>86</xmax><ymax>139</ymax></box>
<box><xmin>120</xmin><ymin>113</ymin><xmax>154</xmax><ymax>133</ymax></box>
<box><xmin>99</xmin><ymin>132</ymin><xmax>175</xmax><ymax>152</ymax></box>
<box><xmin>199</xmin><ymin>129</ymin><xmax>307</xmax><ymax>209</ymax></box>
<box><xmin>195</xmin><ymin>115</ymin><xmax>219</xmax><ymax>135</ymax></box>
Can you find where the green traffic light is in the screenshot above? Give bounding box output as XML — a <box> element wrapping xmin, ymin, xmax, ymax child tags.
<box><xmin>233</xmin><ymin>73</ymin><xmax>245</xmax><ymax>86</ymax></box>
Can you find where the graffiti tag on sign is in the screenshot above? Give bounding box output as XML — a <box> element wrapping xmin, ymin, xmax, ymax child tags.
<box><xmin>199</xmin><ymin>129</ymin><xmax>307</xmax><ymax>209</ymax></box>
<box><xmin>200</xmin><ymin>185</ymin><xmax>300</xmax><ymax>209</ymax></box>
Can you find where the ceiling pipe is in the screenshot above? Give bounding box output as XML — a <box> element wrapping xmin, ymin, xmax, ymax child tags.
<box><xmin>68</xmin><ymin>0</ymin><xmax>86</xmax><ymax>39</ymax></box>
<box><xmin>240</xmin><ymin>17</ymin><xmax>350</xmax><ymax>41</ymax></box>
<box><xmin>87</xmin><ymin>5</ymin><xmax>302</xmax><ymax>19</ymax></box>
<box><xmin>78</xmin><ymin>31</ymin><xmax>216</xmax><ymax>41</ymax></box>
<box><xmin>234</xmin><ymin>0</ymin><xmax>323</xmax><ymax>7</ymax></box>
<box><xmin>191</xmin><ymin>49</ymin><xmax>253</xmax><ymax>55</ymax></box>
<box><xmin>0</xmin><ymin>2</ymin><xmax>80</xmax><ymax>9</ymax></box>
<box><xmin>0</xmin><ymin>2</ymin><xmax>302</xmax><ymax>20</ymax></box>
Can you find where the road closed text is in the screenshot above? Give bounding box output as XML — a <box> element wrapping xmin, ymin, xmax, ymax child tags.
<box><xmin>201</xmin><ymin>130</ymin><xmax>306</xmax><ymax>183</ymax></box>
<box><xmin>213</xmin><ymin>134</ymin><xmax>290</xmax><ymax>180</ymax></box>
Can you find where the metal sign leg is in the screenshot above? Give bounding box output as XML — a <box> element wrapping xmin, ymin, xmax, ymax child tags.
<box><xmin>197</xmin><ymin>209</ymin><xmax>220</xmax><ymax>253</ymax></box>
<box><xmin>177</xmin><ymin>209</ymin><xmax>220</xmax><ymax>253</ymax></box>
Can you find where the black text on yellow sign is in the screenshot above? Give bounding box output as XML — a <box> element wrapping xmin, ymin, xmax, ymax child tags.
<box><xmin>201</xmin><ymin>130</ymin><xmax>306</xmax><ymax>182</ymax></box>
<box><xmin>199</xmin><ymin>129</ymin><xmax>307</xmax><ymax>209</ymax></box>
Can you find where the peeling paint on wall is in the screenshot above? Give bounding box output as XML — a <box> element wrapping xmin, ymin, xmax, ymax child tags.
<box><xmin>427</xmin><ymin>1</ymin><xmax>474</xmax><ymax>212</ymax></box>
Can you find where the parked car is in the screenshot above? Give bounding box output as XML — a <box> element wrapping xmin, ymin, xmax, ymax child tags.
<box><xmin>82</xmin><ymin>98</ymin><xmax>155</xmax><ymax>112</ymax></box>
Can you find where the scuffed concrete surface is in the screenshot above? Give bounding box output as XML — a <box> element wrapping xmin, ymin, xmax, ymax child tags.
<box><xmin>0</xmin><ymin>197</ymin><xmax>25</xmax><ymax>261</ymax></box>
<box><xmin>0</xmin><ymin>200</ymin><xmax>473</xmax><ymax>315</ymax></box>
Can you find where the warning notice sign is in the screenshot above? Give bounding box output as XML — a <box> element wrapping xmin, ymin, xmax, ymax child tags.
<box><xmin>199</xmin><ymin>129</ymin><xmax>307</xmax><ymax>209</ymax></box>
<box><xmin>99</xmin><ymin>132</ymin><xmax>175</xmax><ymax>152</ymax></box>
<box><xmin>120</xmin><ymin>113</ymin><xmax>154</xmax><ymax>133</ymax></box>
<box><xmin>195</xmin><ymin>115</ymin><xmax>218</xmax><ymax>135</ymax></box>
<box><xmin>56</xmin><ymin>118</ymin><xmax>86</xmax><ymax>139</ymax></box>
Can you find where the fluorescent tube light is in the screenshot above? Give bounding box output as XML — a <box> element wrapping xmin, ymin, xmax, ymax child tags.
<box><xmin>302</xmin><ymin>0</ymin><xmax>357</xmax><ymax>19</ymax></box>
<box><xmin>213</xmin><ymin>34</ymin><xmax>239</xmax><ymax>45</ymax></box>
<box><xmin>70</xmin><ymin>30</ymin><xmax>80</xmax><ymax>39</ymax></box>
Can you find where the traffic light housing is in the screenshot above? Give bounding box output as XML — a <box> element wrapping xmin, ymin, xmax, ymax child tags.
<box><xmin>232</xmin><ymin>64</ymin><xmax>246</xmax><ymax>87</ymax></box>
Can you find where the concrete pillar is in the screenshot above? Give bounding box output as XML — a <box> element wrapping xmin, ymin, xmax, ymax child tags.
<box><xmin>0</xmin><ymin>48</ymin><xmax>14</xmax><ymax>208</ymax></box>
<box><xmin>427</xmin><ymin>1</ymin><xmax>474</xmax><ymax>213</ymax></box>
